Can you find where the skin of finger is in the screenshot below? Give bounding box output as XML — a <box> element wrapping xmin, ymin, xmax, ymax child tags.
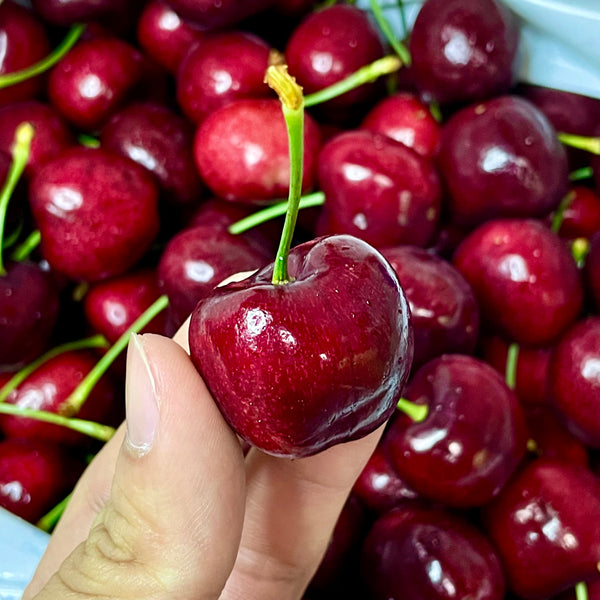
<box><xmin>32</xmin><ymin>334</ymin><xmax>247</xmax><ymax>600</ymax></box>
<box><xmin>219</xmin><ymin>425</ymin><xmax>385</xmax><ymax>600</ymax></box>
<box><xmin>22</xmin><ymin>425</ymin><xmax>125</xmax><ymax>599</ymax></box>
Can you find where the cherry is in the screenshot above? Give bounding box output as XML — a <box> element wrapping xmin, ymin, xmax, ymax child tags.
<box><xmin>100</xmin><ymin>101</ymin><xmax>203</xmax><ymax>208</ymax></box>
<box><xmin>549</xmin><ymin>317</ymin><xmax>600</xmax><ymax>449</ymax></box>
<box><xmin>285</xmin><ymin>4</ymin><xmax>385</xmax><ymax>110</ymax></box>
<box><xmin>586</xmin><ymin>231</ymin><xmax>600</xmax><ymax>311</ymax></box>
<box><xmin>0</xmin><ymin>2</ymin><xmax>51</xmax><ymax>106</ymax></box>
<box><xmin>360</xmin><ymin>92</ymin><xmax>442</xmax><ymax>158</ymax></box>
<box><xmin>29</xmin><ymin>146</ymin><xmax>160</xmax><ymax>282</ymax></box>
<box><xmin>176</xmin><ymin>30</ymin><xmax>273</xmax><ymax>124</ymax></box>
<box><xmin>315</xmin><ymin>130</ymin><xmax>441</xmax><ymax>249</ymax></box>
<box><xmin>482</xmin><ymin>458</ymin><xmax>600</xmax><ymax>600</ymax></box>
<box><xmin>31</xmin><ymin>0</ymin><xmax>143</xmax><ymax>29</ymax></box>
<box><xmin>0</xmin><ymin>261</ymin><xmax>60</xmax><ymax>372</ymax></box>
<box><xmin>361</xmin><ymin>504</ymin><xmax>506</xmax><ymax>600</ymax></box>
<box><xmin>550</xmin><ymin>186</ymin><xmax>600</xmax><ymax>241</ymax></box>
<box><xmin>164</xmin><ymin>0</ymin><xmax>274</xmax><ymax>29</ymax></box>
<box><xmin>438</xmin><ymin>96</ymin><xmax>569</xmax><ymax>227</ymax></box>
<box><xmin>408</xmin><ymin>0</ymin><xmax>520</xmax><ymax>104</ymax></box>
<box><xmin>380</xmin><ymin>245</ymin><xmax>479</xmax><ymax>370</ymax></box>
<box><xmin>0</xmin><ymin>437</ymin><xmax>83</xmax><ymax>523</ymax></box>
<box><xmin>453</xmin><ymin>218</ymin><xmax>583</xmax><ymax>346</ymax></box>
<box><xmin>136</xmin><ymin>0</ymin><xmax>205</xmax><ymax>74</ymax></box>
<box><xmin>385</xmin><ymin>354</ymin><xmax>528</xmax><ymax>507</ymax></box>
<box><xmin>48</xmin><ymin>36</ymin><xmax>145</xmax><ymax>132</ymax></box>
<box><xmin>0</xmin><ymin>101</ymin><xmax>75</xmax><ymax>177</ymax></box>
<box><xmin>193</xmin><ymin>98</ymin><xmax>322</xmax><ymax>203</ymax></box>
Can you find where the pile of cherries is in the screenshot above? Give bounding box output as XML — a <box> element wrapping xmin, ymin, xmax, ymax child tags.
<box><xmin>1</xmin><ymin>0</ymin><xmax>600</xmax><ymax>598</ymax></box>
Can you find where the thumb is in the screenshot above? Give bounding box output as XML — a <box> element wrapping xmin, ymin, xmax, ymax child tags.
<box><xmin>34</xmin><ymin>333</ymin><xmax>246</xmax><ymax>600</ymax></box>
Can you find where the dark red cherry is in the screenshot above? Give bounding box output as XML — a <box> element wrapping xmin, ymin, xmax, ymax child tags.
<box><xmin>164</xmin><ymin>0</ymin><xmax>274</xmax><ymax>29</ymax></box>
<box><xmin>453</xmin><ymin>219</ymin><xmax>583</xmax><ymax>346</ymax></box>
<box><xmin>48</xmin><ymin>37</ymin><xmax>144</xmax><ymax>132</ymax></box>
<box><xmin>31</xmin><ymin>0</ymin><xmax>143</xmax><ymax>28</ymax></box>
<box><xmin>0</xmin><ymin>3</ymin><xmax>50</xmax><ymax>106</ymax></box>
<box><xmin>360</xmin><ymin>92</ymin><xmax>442</xmax><ymax>158</ymax></box>
<box><xmin>0</xmin><ymin>350</ymin><xmax>117</xmax><ymax>446</ymax></box>
<box><xmin>0</xmin><ymin>438</ymin><xmax>83</xmax><ymax>523</ymax></box>
<box><xmin>361</xmin><ymin>504</ymin><xmax>506</xmax><ymax>600</ymax></box>
<box><xmin>0</xmin><ymin>261</ymin><xmax>60</xmax><ymax>372</ymax></box>
<box><xmin>29</xmin><ymin>147</ymin><xmax>160</xmax><ymax>282</ymax></box>
<box><xmin>100</xmin><ymin>101</ymin><xmax>203</xmax><ymax>208</ymax></box>
<box><xmin>482</xmin><ymin>458</ymin><xmax>600</xmax><ymax>600</ymax></box>
<box><xmin>193</xmin><ymin>98</ymin><xmax>322</xmax><ymax>203</ymax></box>
<box><xmin>551</xmin><ymin>186</ymin><xmax>600</xmax><ymax>240</ymax></box>
<box><xmin>438</xmin><ymin>96</ymin><xmax>569</xmax><ymax>227</ymax></box>
<box><xmin>586</xmin><ymin>231</ymin><xmax>600</xmax><ymax>312</ymax></box>
<box><xmin>0</xmin><ymin>101</ymin><xmax>75</xmax><ymax>176</ymax></box>
<box><xmin>84</xmin><ymin>269</ymin><xmax>166</xmax><ymax>343</ymax></box>
<box><xmin>177</xmin><ymin>31</ymin><xmax>272</xmax><ymax>124</ymax></box>
<box><xmin>549</xmin><ymin>317</ymin><xmax>600</xmax><ymax>449</ymax></box>
<box><xmin>380</xmin><ymin>245</ymin><xmax>479</xmax><ymax>370</ymax></box>
<box><xmin>285</xmin><ymin>4</ymin><xmax>385</xmax><ymax>109</ymax></box>
<box><xmin>385</xmin><ymin>354</ymin><xmax>528</xmax><ymax>508</ymax></box>
<box><xmin>136</xmin><ymin>0</ymin><xmax>205</xmax><ymax>74</ymax></box>
<box><xmin>316</xmin><ymin>130</ymin><xmax>441</xmax><ymax>249</ymax></box>
<box><xmin>408</xmin><ymin>0</ymin><xmax>520</xmax><ymax>104</ymax></box>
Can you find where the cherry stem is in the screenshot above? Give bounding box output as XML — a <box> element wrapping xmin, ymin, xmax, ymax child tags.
<box><xmin>304</xmin><ymin>55</ymin><xmax>402</xmax><ymax>107</ymax></box>
<box><xmin>0</xmin><ymin>24</ymin><xmax>85</xmax><ymax>89</ymax></box>
<box><xmin>569</xmin><ymin>166</ymin><xmax>593</xmax><ymax>182</ymax></box>
<box><xmin>397</xmin><ymin>397</ymin><xmax>428</xmax><ymax>422</ymax></box>
<box><xmin>77</xmin><ymin>133</ymin><xmax>101</xmax><ymax>149</ymax></box>
<box><xmin>0</xmin><ymin>334</ymin><xmax>109</xmax><ymax>403</ymax></box>
<box><xmin>368</xmin><ymin>0</ymin><xmax>411</xmax><ymax>66</ymax></box>
<box><xmin>505</xmin><ymin>343</ymin><xmax>519</xmax><ymax>390</ymax></box>
<box><xmin>0</xmin><ymin>402</ymin><xmax>115</xmax><ymax>441</ymax></box>
<box><xmin>0</xmin><ymin>122</ymin><xmax>34</xmax><ymax>275</ymax></box>
<box><xmin>64</xmin><ymin>294</ymin><xmax>169</xmax><ymax>414</ymax></box>
<box><xmin>551</xmin><ymin>190</ymin><xmax>575</xmax><ymax>233</ymax></box>
<box><xmin>10</xmin><ymin>229</ymin><xmax>41</xmax><ymax>262</ymax></box>
<box><xmin>1</xmin><ymin>218</ymin><xmax>23</xmax><ymax>251</ymax></box>
<box><xmin>396</xmin><ymin>0</ymin><xmax>409</xmax><ymax>38</ymax></box>
<box><xmin>265</xmin><ymin>65</ymin><xmax>305</xmax><ymax>285</ymax></box>
<box><xmin>576</xmin><ymin>582</ymin><xmax>589</xmax><ymax>600</ymax></box>
<box><xmin>571</xmin><ymin>237</ymin><xmax>590</xmax><ymax>268</ymax></box>
<box><xmin>37</xmin><ymin>493</ymin><xmax>72</xmax><ymax>533</ymax></box>
<box><xmin>557</xmin><ymin>132</ymin><xmax>600</xmax><ymax>155</ymax></box>
<box><xmin>228</xmin><ymin>191</ymin><xmax>325</xmax><ymax>235</ymax></box>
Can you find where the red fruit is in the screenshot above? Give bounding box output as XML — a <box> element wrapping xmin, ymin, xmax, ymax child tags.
<box><xmin>31</xmin><ymin>0</ymin><xmax>143</xmax><ymax>28</ymax></box>
<box><xmin>552</xmin><ymin>186</ymin><xmax>600</xmax><ymax>240</ymax></box>
<box><xmin>164</xmin><ymin>0</ymin><xmax>274</xmax><ymax>29</ymax></box>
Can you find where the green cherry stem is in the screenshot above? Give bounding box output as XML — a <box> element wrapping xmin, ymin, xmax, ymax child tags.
<box><xmin>550</xmin><ymin>190</ymin><xmax>576</xmax><ymax>233</ymax></box>
<box><xmin>0</xmin><ymin>122</ymin><xmax>34</xmax><ymax>275</ymax></box>
<box><xmin>571</xmin><ymin>237</ymin><xmax>590</xmax><ymax>268</ymax></box>
<box><xmin>368</xmin><ymin>0</ymin><xmax>412</xmax><ymax>66</ymax></box>
<box><xmin>265</xmin><ymin>65</ymin><xmax>305</xmax><ymax>285</ymax></box>
<box><xmin>397</xmin><ymin>397</ymin><xmax>428</xmax><ymax>422</ymax></box>
<box><xmin>1</xmin><ymin>218</ymin><xmax>23</xmax><ymax>251</ymax></box>
<box><xmin>505</xmin><ymin>342</ymin><xmax>519</xmax><ymax>391</ymax></box>
<box><xmin>575</xmin><ymin>582</ymin><xmax>589</xmax><ymax>600</ymax></box>
<box><xmin>0</xmin><ymin>334</ymin><xmax>109</xmax><ymax>403</ymax></box>
<box><xmin>37</xmin><ymin>493</ymin><xmax>72</xmax><ymax>533</ymax></box>
<box><xmin>0</xmin><ymin>24</ymin><xmax>85</xmax><ymax>90</ymax></box>
<box><xmin>557</xmin><ymin>132</ymin><xmax>600</xmax><ymax>155</ymax></box>
<box><xmin>10</xmin><ymin>229</ymin><xmax>41</xmax><ymax>262</ymax></box>
<box><xmin>63</xmin><ymin>294</ymin><xmax>169</xmax><ymax>414</ymax></box>
<box><xmin>569</xmin><ymin>166</ymin><xmax>593</xmax><ymax>182</ymax></box>
<box><xmin>228</xmin><ymin>191</ymin><xmax>325</xmax><ymax>235</ymax></box>
<box><xmin>304</xmin><ymin>55</ymin><xmax>402</xmax><ymax>107</ymax></box>
<box><xmin>77</xmin><ymin>133</ymin><xmax>101</xmax><ymax>148</ymax></box>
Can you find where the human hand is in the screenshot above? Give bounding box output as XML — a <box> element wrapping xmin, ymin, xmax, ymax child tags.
<box><xmin>23</xmin><ymin>320</ymin><xmax>383</xmax><ymax>600</ymax></box>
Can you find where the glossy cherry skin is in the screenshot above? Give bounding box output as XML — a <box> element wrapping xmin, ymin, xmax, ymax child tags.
<box><xmin>136</xmin><ymin>0</ymin><xmax>204</xmax><ymax>74</ymax></box>
<box><xmin>380</xmin><ymin>245</ymin><xmax>479</xmax><ymax>370</ymax></box>
<box><xmin>408</xmin><ymin>0</ymin><xmax>519</xmax><ymax>104</ymax></box>
<box><xmin>194</xmin><ymin>98</ymin><xmax>322</xmax><ymax>203</ymax></box>
<box><xmin>177</xmin><ymin>31</ymin><xmax>272</xmax><ymax>124</ymax></box>
<box><xmin>48</xmin><ymin>37</ymin><xmax>144</xmax><ymax>132</ymax></box>
<box><xmin>386</xmin><ymin>354</ymin><xmax>528</xmax><ymax>507</ymax></box>
<box><xmin>551</xmin><ymin>186</ymin><xmax>600</xmax><ymax>241</ymax></box>
<box><xmin>188</xmin><ymin>235</ymin><xmax>413</xmax><ymax>457</ymax></box>
<box><xmin>438</xmin><ymin>96</ymin><xmax>569</xmax><ymax>227</ymax></box>
<box><xmin>165</xmin><ymin>0</ymin><xmax>274</xmax><ymax>29</ymax></box>
<box><xmin>285</xmin><ymin>4</ymin><xmax>384</xmax><ymax>109</ymax></box>
<box><xmin>0</xmin><ymin>350</ymin><xmax>117</xmax><ymax>447</ymax></box>
<box><xmin>157</xmin><ymin>224</ymin><xmax>272</xmax><ymax>331</ymax></box>
<box><xmin>84</xmin><ymin>269</ymin><xmax>166</xmax><ymax>343</ymax></box>
<box><xmin>453</xmin><ymin>219</ymin><xmax>583</xmax><ymax>346</ymax></box>
<box><xmin>482</xmin><ymin>458</ymin><xmax>600</xmax><ymax>600</ymax></box>
<box><xmin>361</xmin><ymin>504</ymin><xmax>506</xmax><ymax>600</ymax></box>
<box><xmin>549</xmin><ymin>317</ymin><xmax>600</xmax><ymax>448</ymax></box>
<box><xmin>31</xmin><ymin>0</ymin><xmax>143</xmax><ymax>28</ymax></box>
<box><xmin>0</xmin><ymin>3</ymin><xmax>50</xmax><ymax>106</ymax></box>
<box><xmin>0</xmin><ymin>261</ymin><xmax>60</xmax><ymax>372</ymax></box>
<box><xmin>0</xmin><ymin>101</ymin><xmax>75</xmax><ymax>177</ymax></box>
<box><xmin>360</xmin><ymin>92</ymin><xmax>442</xmax><ymax>158</ymax></box>
<box><xmin>100</xmin><ymin>101</ymin><xmax>203</xmax><ymax>207</ymax></box>
<box><xmin>0</xmin><ymin>438</ymin><xmax>83</xmax><ymax>523</ymax></box>
<box><xmin>29</xmin><ymin>147</ymin><xmax>160</xmax><ymax>282</ymax></box>
<box><xmin>316</xmin><ymin>130</ymin><xmax>441</xmax><ymax>249</ymax></box>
